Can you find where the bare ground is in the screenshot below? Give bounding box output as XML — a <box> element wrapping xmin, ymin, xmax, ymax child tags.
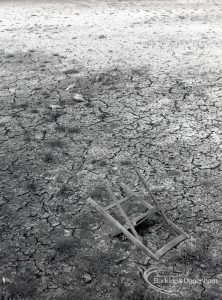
<box><xmin>0</xmin><ymin>0</ymin><xmax>222</xmax><ymax>299</ymax></box>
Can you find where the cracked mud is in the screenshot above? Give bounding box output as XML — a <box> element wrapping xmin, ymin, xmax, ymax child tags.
<box><xmin>0</xmin><ymin>0</ymin><xmax>222</xmax><ymax>299</ymax></box>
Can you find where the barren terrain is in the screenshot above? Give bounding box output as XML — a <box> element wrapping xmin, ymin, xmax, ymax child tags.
<box><xmin>0</xmin><ymin>0</ymin><xmax>222</xmax><ymax>299</ymax></box>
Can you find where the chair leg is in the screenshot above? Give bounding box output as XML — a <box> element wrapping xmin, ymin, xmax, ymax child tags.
<box><xmin>88</xmin><ymin>197</ymin><xmax>159</xmax><ymax>261</ymax></box>
<box><xmin>106</xmin><ymin>181</ymin><xmax>141</xmax><ymax>241</ymax></box>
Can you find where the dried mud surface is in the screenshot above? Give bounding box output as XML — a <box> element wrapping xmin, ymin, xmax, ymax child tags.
<box><xmin>0</xmin><ymin>0</ymin><xmax>222</xmax><ymax>299</ymax></box>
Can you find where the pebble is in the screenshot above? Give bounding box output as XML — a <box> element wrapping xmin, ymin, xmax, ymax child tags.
<box><xmin>1</xmin><ymin>85</ymin><xmax>9</xmax><ymax>89</ymax></box>
<box><xmin>62</xmin><ymin>68</ymin><xmax>80</xmax><ymax>75</ymax></box>
<box><xmin>73</xmin><ymin>93</ymin><xmax>85</xmax><ymax>102</ymax></box>
<box><xmin>0</xmin><ymin>116</ymin><xmax>11</xmax><ymax>125</ymax></box>
<box><xmin>48</xmin><ymin>104</ymin><xmax>62</xmax><ymax>111</ymax></box>
<box><xmin>82</xmin><ymin>273</ymin><xmax>92</xmax><ymax>284</ymax></box>
<box><xmin>215</xmin><ymin>273</ymin><xmax>222</xmax><ymax>280</ymax></box>
<box><xmin>98</xmin><ymin>35</ymin><xmax>106</xmax><ymax>39</ymax></box>
<box><xmin>112</xmin><ymin>166</ymin><xmax>118</xmax><ymax>171</ymax></box>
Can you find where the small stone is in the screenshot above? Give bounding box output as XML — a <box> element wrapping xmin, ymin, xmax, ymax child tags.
<box><xmin>98</xmin><ymin>35</ymin><xmax>106</xmax><ymax>39</ymax></box>
<box><xmin>73</xmin><ymin>93</ymin><xmax>85</xmax><ymax>102</ymax></box>
<box><xmin>9</xmin><ymin>88</ymin><xmax>15</xmax><ymax>93</ymax></box>
<box><xmin>2</xmin><ymin>276</ymin><xmax>11</xmax><ymax>284</ymax></box>
<box><xmin>1</xmin><ymin>85</ymin><xmax>9</xmax><ymax>89</ymax></box>
<box><xmin>209</xmin><ymin>162</ymin><xmax>221</xmax><ymax>169</ymax></box>
<box><xmin>35</xmin><ymin>133</ymin><xmax>44</xmax><ymax>140</ymax></box>
<box><xmin>5</xmin><ymin>53</ymin><xmax>14</xmax><ymax>58</ymax></box>
<box><xmin>82</xmin><ymin>273</ymin><xmax>92</xmax><ymax>284</ymax></box>
<box><xmin>216</xmin><ymin>273</ymin><xmax>222</xmax><ymax>279</ymax></box>
<box><xmin>48</xmin><ymin>104</ymin><xmax>62</xmax><ymax>111</ymax></box>
<box><xmin>62</xmin><ymin>68</ymin><xmax>80</xmax><ymax>75</ymax></box>
<box><xmin>151</xmin><ymin>185</ymin><xmax>165</xmax><ymax>192</ymax></box>
<box><xmin>0</xmin><ymin>116</ymin><xmax>11</xmax><ymax>125</ymax></box>
<box><xmin>42</xmin><ymin>213</ymin><xmax>49</xmax><ymax>219</ymax></box>
<box><xmin>42</xmin><ymin>91</ymin><xmax>50</xmax><ymax>98</ymax></box>
<box><xmin>87</xmin><ymin>164</ymin><xmax>94</xmax><ymax>170</ymax></box>
<box><xmin>64</xmin><ymin>229</ymin><xmax>72</xmax><ymax>237</ymax></box>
